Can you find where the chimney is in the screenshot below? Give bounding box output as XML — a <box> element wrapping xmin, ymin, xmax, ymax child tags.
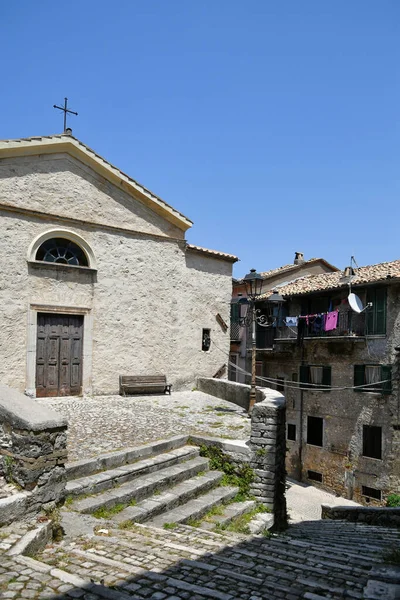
<box><xmin>294</xmin><ymin>252</ymin><xmax>305</xmax><ymax>265</ymax></box>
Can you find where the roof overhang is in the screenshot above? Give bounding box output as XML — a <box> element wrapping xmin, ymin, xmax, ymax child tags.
<box><xmin>0</xmin><ymin>134</ymin><xmax>193</xmax><ymax>232</ymax></box>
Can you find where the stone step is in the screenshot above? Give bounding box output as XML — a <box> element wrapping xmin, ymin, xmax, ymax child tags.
<box><xmin>197</xmin><ymin>500</ymin><xmax>257</xmax><ymax>531</ymax></box>
<box><xmin>148</xmin><ymin>486</ymin><xmax>239</xmax><ymax>528</ymax></box>
<box><xmin>111</xmin><ymin>470</ymin><xmax>224</xmax><ymax>526</ymax></box>
<box><xmin>65</xmin><ymin>434</ymin><xmax>189</xmax><ymax>480</ymax></box>
<box><xmin>65</xmin><ymin>445</ymin><xmax>199</xmax><ymax>498</ymax></box>
<box><xmin>69</xmin><ymin>455</ymin><xmax>210</xmax><ymax>514</ymax></box>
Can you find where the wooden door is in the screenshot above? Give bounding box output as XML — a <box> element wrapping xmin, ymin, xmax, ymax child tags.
<box><xmin>36</xmin><ymin>313</ymin><xmax>83</xmax><ymax>397</ymax></box>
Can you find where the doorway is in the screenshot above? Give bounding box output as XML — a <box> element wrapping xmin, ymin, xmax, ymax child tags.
<box><xmin>36</xmin><ymin>313</ymin><xmax>84</xmax><ymax>397</ymax></box>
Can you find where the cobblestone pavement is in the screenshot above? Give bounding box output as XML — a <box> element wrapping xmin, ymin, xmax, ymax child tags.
<box><xmin>1</xmin><ymin>519</ymin><xmax>399</xmax><ymax>599</ymax></box>
<box><xmin>39</xmin><ymin>392</ymin><xmax>250</xmax><ymax>462</ymax></box>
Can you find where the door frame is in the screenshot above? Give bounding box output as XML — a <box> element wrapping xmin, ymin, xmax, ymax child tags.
<box><xmin>26</xmin><ymin>303</ymin><xmax>93</xmax><ymax>398</ymax></box>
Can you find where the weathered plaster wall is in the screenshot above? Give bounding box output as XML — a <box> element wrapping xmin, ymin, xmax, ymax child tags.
<box><xmin>0</xmin><ymin>207</ymin><xmax>232</xmax><ymax>394</ymax></box>
<box><xmin>0</xmin><ymin>154</ymin><xmax>184</xmax><ymax>239</ymax></box>
<box><xmin>257</xmin><ymin>285</ymin><xmax>400</xmax><ymax>505</ymax></box>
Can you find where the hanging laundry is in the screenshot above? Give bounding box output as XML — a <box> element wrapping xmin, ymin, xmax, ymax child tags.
<box><xmin>297</xmin><ymin>317</ymin><xmax>306</xmax><ymax>346</ymax></box>
<box><xmin>312</xmin><ymin>314</ymin><xmax>324</xmax><ymax>334</ymax></box>
<box><xmin>285</xmin><ymin>316</ymin><xmax>298</xmax><ymax>327</ymax></box>
<box><xmin>324</xmin><ymin>311</ymin><xmax>339</xmax><ymax>332</ymax></box>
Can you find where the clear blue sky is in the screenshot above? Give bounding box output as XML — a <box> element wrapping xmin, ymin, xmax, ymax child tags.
<box><xmin>1</xmin><ymin>1</ymin><xmax>399</xmax><ymax>277</ymax></box>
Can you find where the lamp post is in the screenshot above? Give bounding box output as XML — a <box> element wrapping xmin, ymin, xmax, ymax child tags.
<box><xmin>243</xmin><ymin>269</ymin><xmax>263</xmax><ymax>413</ymax></box>
<box><xmin>240</xmin><ymin>270</ymin><xmax>286</xmax><ymax>414</ymax></box>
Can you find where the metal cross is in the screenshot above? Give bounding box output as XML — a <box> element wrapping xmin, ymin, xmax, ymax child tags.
<box><xmin>53</xmin><ymin>97</ymin><xmax>78</xmax><ymax>132</ymax></box>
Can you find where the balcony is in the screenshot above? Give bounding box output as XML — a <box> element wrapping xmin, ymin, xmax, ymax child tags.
<box><xmin>275</xmin><ymin>309</ymin><xmax>366</xmax><ymax>341</ymax></box>
<box><xmin>252</xmin><ymin>310</ymin><xmax>366</xmax><ymax>349</ymax></box>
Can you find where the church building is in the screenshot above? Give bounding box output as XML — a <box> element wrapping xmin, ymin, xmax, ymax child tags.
<box><xmin>0</xmin><ymin>132</ymin><xmax>237</xmax><ymax>397</ymax></box>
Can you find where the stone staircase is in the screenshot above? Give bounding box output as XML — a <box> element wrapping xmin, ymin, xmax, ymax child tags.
<box><xmin>2</xmin><ymin>517</ymin><xmax>398</xmax><ymax>599</ymax></box>
<box><xmin>62</xmin><ymin>435</ymin><xmax>258</xmax><ymax>532</ymax></box>
<box><xmin>1</xmin><ymin>437</ymin><xmax>399</xmax><ymax>599</ymax></box>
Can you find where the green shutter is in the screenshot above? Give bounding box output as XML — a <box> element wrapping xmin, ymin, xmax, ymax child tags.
<box><xmin>299</xmin><ymin>365</ymin><xmax>310</xmax><ymax>389</ymax></box>
<box><xmin>322</xmin><ymin>366</ymin><xmax>332</xmax><ymax>390</ymax></box>
<box><xmin>381</xmin><ymin>365</ymin><xmax>392</xmax><ymax>395</ymax></box>
<box><xmin>354</xmin><ymin>365</ymin><xmax>365</xmax><ymax>391</ymax></box>
<box><xmin>374</xmin><ymin>288</ymin><xmax>387</xmax><ymax>335</ymax></box>
<box><xmin>366</xmin><ymin>287</ymin><xmax>387</xmax><ymax>335</ymax></box>
<box><xmin>231</xmin><ymin>303</ymin><xmax>240</xmax><ymax>322</ymax></box>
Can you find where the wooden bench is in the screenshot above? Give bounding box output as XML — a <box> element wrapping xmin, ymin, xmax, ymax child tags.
<box><xmin>119</xmin><ymin>375</ymin><xmax>172</xmax><ymax>396</ymax></box>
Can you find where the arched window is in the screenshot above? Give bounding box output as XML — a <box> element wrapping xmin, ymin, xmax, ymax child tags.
<box><xmin>28</xmin><ymin>229</ymin><xmax>96</xmax><ymax>269</ymax></box>
<box><xmin>36</xmin><ymin>238</ymin><xmax>89</xmax><ymax>266</ymax></box>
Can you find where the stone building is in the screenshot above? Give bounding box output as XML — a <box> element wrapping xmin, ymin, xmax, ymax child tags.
<box><xmin>229</xmin><ymin>253</ymin><xmax>338</xmax><ymax>383</ymax></box>
<box><xmin>0</xmin><ymin>133</ymin><xmax>237</xmax><ymax>397</ymax></box>
<box><xmin>251</xmin><ymin>259</ymin><xmax>400</xmax><ymax>505</ymax></box>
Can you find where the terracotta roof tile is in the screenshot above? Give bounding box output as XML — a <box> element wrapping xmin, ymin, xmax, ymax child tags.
<box><xmin>259</xmin><ymin>259</ymin><xmax>400</xmax><ymax>298</ymax></box>
<box><xmin>186</xmin><ymin>244</ymin><xmax>238</xmax><ymax>263</ymax></box>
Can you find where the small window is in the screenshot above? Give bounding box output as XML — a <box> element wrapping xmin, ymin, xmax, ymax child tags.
<box><xmin>36</xmin><ymin>238</ymin><xmax>88</xmax><ymax>266</ymax></box>
<box><xmin>202</xmin><ymin>329</ymin><xmax>211</xmax><ymax>351</ymax></box>
<box><xmin>308</xmin><ymin>470</ymin><xmax>323</xmax><ymax>483</ymax></box>
<box><xmin>300</xmin><ymin>365</ymin><xmax>331</xmax><ymax>390</ymax></box>
<box><xmin>307</xmin><ymin>416</ymin><xmax>323</xmax><ymax>447</ymax></box>
<box><xmin>287</xmin><ymin>424</ymin><xmax>296</xmax><ymax>441</ymax></box>
<box><xmin>362</xmin><ymin>485</ymin><xmax>381</xmax><ymax>501</ymax></box>
<box><xmin>354</xmin><ymin>365</ymin><xmax>392</xmax><ymax>394</ymax></box>
<box><xmin>363</xmin><ymin>425</ymin><xmax>382</xmax><ymax>459</ymax></box>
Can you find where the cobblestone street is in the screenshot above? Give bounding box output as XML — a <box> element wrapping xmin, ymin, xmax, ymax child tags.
<box><xmin>39</xmin><ymin>392</ymin><xmax>250</xmax><ymax>462</ymax></box>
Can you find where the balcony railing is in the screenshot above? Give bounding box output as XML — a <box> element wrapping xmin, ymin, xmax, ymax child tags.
<box><xmin>230</xmin><ymin>321</ymin><xmax>241</xmax><ymax>342</ymax></box>
<box><xmin>275</xmin><ymin>309</ymin><xmax>366</xmax><ymax>341</ymax></box>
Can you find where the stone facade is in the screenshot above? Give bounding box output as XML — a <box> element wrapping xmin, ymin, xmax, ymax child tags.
<box><xmin>0</xmin><ymin>384</ymin><xmax>68</xmax><ymax>524</ymax></box>
<box><xmin>254</xmin><ymin>281</ymin><xmax>400</xmax><ymax>506</ymax></box>
<box><xmin>0</xmin><ymin>135</ymin><xmax>237</xmax><ymax>396</ymax></box>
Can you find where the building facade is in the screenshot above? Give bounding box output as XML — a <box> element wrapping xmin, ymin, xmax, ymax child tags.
<box><xmin>229</xmin><ymin>253</ymin><xmax>338</xmax><ymax>383</ymax></box>
<box><xmin>0</xmin><ymin>133</ymin><xmax>237</xmax><ymax>397</ymax></box>
<box><xmin>251</xmin><ymin>261</ymin><xmax>400</xmax><ymax>505</ymax></box>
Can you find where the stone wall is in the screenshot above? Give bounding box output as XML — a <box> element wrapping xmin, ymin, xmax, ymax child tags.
<box><xmin>249</xmin><ymin>389</ymin><xmax>287</xmax><ymax>529</ymax></box>
<box><xmin>322</xmin><ymin>504</ymin><xmax>400</xmax><ymax>527</ymax></box>
<box><xmin>0</xmin><ymin>384</ymin><xmax>67</xmax><ymax>525</ymax></box>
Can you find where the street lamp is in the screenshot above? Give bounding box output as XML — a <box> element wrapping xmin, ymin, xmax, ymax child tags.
<box><xmin>241</xmin><ymin>269</ymin><xmax>285</xmax><ymax>413</ymax></box>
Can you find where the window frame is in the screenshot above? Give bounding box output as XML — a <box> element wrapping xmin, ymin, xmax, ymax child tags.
<box><xmin>354</xmin><ymin>364</ymin><xmax>392</xmax><ymax>394</ymax></box>
<box><xmin>300</xmin><ymin>365</ymin><xmax>332</xmax><ymax>391</ymax></box>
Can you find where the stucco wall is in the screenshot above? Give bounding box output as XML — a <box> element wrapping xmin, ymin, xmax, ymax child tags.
<box><xmin>0</xmin><ymin>154</ymin><xmax>184</xmax><ymax>239</ymax></box>
<box><xmin>0</xmin><ymin>156</ymin><xmax>233</xmax><ymax>395</ymax></box>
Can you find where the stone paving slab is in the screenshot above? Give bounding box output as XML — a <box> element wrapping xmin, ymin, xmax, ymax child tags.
<box><xmin>39</xmin><ymin>392</ymin><xmax>250</xmax><ymax>462</ymax></box>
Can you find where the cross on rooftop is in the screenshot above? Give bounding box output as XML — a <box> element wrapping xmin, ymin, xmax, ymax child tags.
<box><xmin>53</xmin><ymin>97</ymin><xmax>78</xmax><ymax>132</ymax></box>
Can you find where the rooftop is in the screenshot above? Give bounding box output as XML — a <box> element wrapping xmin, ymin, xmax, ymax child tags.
<box><xmin>258</xmin><ymin>258</ymin><xmax>400</xmax><ymax>298</ymax></box>
<box><xmin>186</xmin><ymin>243</ymin><xmax>238</xmax><ymax>263</ymax></box>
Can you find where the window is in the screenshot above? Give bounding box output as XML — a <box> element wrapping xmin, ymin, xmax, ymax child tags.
<box><xmin>308</xmin><ymin>470</ymin><xmax>323</xmax><ymax>483</ymax></box>
<box><xmin>202</xmin><ymin>329</ymin><xmax>211</xmax><ymax>351</ymax></box>
<box><xmin>287</xmin><ymin>424</ymin><xmax>296</xmax><ymax>441</ymax></box>
<box><xmin>300</xmin><ymin>365</ymin><xmax>331</xmax><ymax>390</ymax></box>
<box><xmin>307</xmin><ymin>416</ymin><xmax>323</xmax><ymax>447</ymax></box>
<box><xmin>228</xmin><ymin>354</ymin><xmax>238</xmax><ymax>382</ymax></box>
<box><xmin>366</xmin><ymin>287</ymin><xmax>386</xmax><ymax>335</ymax></box>
<box><xmin>36</xmin><ymin>238</ymin><xmax>89</xmax><ymax>266</ymax></box>
<box><xmin>362</xmin><ymin>486</ymin><xmax>381</xmax><ymax>501</ymax></box>
<box><xmin>362</xmin><ymin>425</ymin><xmax>382</xmax><ymax>459</ymax></box>
<box><xmin>354</xmin><ymin>365</ymin><xmax>392</xmax><ymax>394</ymax></box>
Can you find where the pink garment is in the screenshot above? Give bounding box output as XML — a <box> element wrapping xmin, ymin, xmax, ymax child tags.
<box><xmin>324</xmin><ymin>311</ymin><xmax>338</xmax><ymax>331</ymax></box>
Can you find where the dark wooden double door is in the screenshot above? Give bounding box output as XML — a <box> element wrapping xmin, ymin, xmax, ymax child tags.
<box><xmin>36</xmin><ymin>313</ymin><xmax>84</xmax><ymax>397</ymax></box>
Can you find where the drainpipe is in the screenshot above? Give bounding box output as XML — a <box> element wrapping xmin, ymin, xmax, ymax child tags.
<box><xmin>298</xmin><ymin>346</ymin><xmax>305</xmax><ymax>482</ymax></box>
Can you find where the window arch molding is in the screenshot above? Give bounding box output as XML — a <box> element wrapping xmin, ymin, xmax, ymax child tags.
<box><xmin>28</xmin><ymin>229</ymin><xmax>97</xmax><ymax>270</ymax></box>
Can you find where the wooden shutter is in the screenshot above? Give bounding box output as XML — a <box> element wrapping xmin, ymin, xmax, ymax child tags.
<box><xmin>322</xmin><ymin>366</ymin><xmax>331</xmax><ymax>390</ymax></box>
<box><xmin>375</xmin><ymin>288</ymin><xmax>387</xmax><ymax>334</ymax></box>
<box><xmin>299</xmin><ymin>365</ymin><xmax>310</xmax><ymax>389</ymax></box>
<box><xmin>354</xmin><ymin>365</ymin><xmax>365</xmax><ymax>391</ymax></box>
<box><xmin>381</xmin><ymin>365</ymin><xmax>392</xmax><ymax>395</ymax></box>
